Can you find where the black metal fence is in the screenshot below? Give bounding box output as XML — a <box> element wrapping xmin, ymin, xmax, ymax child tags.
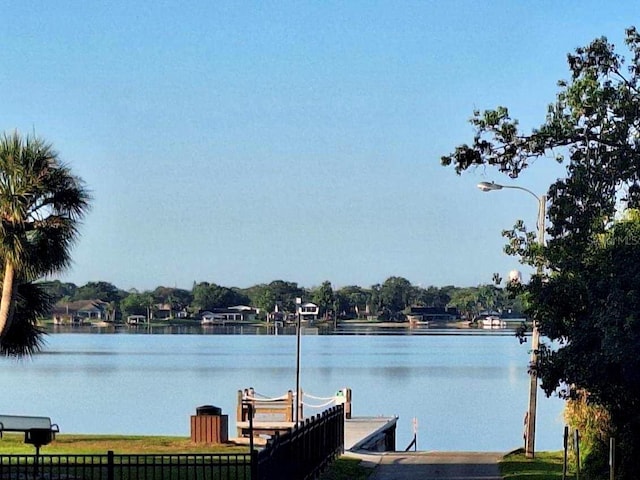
<box><xmin>0</xmin><ymin>405</ymin><xmax>344</xmax><ymax>480</ymax></box>
<box><xmin>0</xmin><ymin>452</ymin><xmax>252</xmax><ymax>480</ymax></box>
<box><xmin>256</xmin><ymin>405</ymin><xmax>344</xmax><ymax>480</ymax></box>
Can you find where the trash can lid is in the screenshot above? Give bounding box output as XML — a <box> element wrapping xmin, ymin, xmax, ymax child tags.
<box><xmin>196</xmin><ymin>405</ymin><xmax>222</xmax><ymax>415</ymax></box>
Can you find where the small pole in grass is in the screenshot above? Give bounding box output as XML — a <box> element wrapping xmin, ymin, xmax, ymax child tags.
<box><xmin>574</xmin><ymin>429</ymin><xmax>580</xmax><ymax>480</ymax></box>
<box><xmin>563</xmin><ymin>425</ymin><xmax>569</xmax><ymax>480</ymax></box>
<box><xmin>610</xmin><ymin>437</ymin><xmax>615</xmax><ymax>480</ymax></box>
<box><xmin>413</xmin><ymin>418</ymin><xmax>418</xmax><ymax>451</ymax></box>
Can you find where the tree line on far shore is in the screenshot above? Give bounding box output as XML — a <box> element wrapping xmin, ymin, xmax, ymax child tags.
<box><xmin>40</xmin><ymin>276</ymin><xmax>525</xmax><ymax>322</ymax></box>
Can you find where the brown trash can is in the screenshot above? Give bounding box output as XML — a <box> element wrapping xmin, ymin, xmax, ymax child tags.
<box><xmin>190</xmin><ymin>405</ymin><xmax>228</xmax><ymax>444</ymax></box>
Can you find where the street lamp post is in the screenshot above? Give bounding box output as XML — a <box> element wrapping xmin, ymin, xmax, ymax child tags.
<box><xmin>477</xmin><ymin>181</ymin><xmax>546</xmax><ymax>459</ymax></box>
<box><xmin>294</xmin><ymin>297</ymin><xmax>302</xmax><ymax>424</ymax></box>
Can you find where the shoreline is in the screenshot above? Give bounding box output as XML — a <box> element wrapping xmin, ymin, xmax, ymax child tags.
<box><xmin>41</xmin><ymin>318</ymin><xmax>529</xmax><ymax>332</ymax></box>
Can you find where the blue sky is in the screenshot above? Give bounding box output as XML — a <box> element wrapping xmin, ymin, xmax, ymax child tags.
<box><xmin>2</xmin><ymin>1</ymin><xmax>638</xmax><ymax>291</ymax></box>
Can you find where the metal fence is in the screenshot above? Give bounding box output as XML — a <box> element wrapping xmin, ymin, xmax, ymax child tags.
<box><xmin>0</xmin><ymin>452</ymin><xmax>252</xmax><ymax>480</ymax></box>
<box><xmin>0</xmin><ymin>405</ymin><xmax>344</xmax><ymax>480</ymax></box>
<box><xmin>256</xmin><ymin>405</ymin><xmax>344</xmax><ymax>480</ymax></box>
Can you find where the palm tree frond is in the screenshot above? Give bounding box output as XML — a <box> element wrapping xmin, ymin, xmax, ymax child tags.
<box><xmin>0</xmin><ymin>130</ymin><xmax>90</xmax><ymax>341</ymax></box>
<box><xmin>0</xmin><ymin>282</ymin><xmax>49</xmax><ymax>357</ymax></box>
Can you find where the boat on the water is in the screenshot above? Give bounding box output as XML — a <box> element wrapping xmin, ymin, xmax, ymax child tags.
<box><xmin>481</xmin><ymin>315</ymin><xmax>506</xmax><ymax>328</ymax></box>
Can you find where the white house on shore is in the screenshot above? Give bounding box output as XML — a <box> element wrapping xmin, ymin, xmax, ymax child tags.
<box><xmin>201</xmin><ymin>305</ymin><xmax>259</xmax><ymax>325</ymax></box>
<box><xmin>297</xmin><ymin>302</ymin><xmax>319</xmax><ymax>322</ymax></box>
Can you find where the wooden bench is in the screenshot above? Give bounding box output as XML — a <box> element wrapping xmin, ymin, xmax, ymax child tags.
<box><xmin>0</xmin><ymin>415</ymin><xmax>59</xmax><ymax>452</ymax></box>
<box><xmin>237</xmin><ymin>389</ymin><xmax>300</xmax><ymax>438</ymax></box>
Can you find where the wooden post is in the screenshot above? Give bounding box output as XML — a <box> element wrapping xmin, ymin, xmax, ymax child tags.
<box><xmin>237</xmin><ymin>390</ymin><xmax>243</xmax><ymax>422</ymax></box>
<box><xmin>299</xmin><ymin>389</ymin><xmax>304</xmax><ymax>421</ymax></box>
<box><xmin>286</xmin><ymin>390</ymin><xmax>294</xmax><ymax>422</ymax></box>
<box><xmin>345</xmin><ymin>388</ymin><xmax>352</xmax><ymax>419</ymax></box>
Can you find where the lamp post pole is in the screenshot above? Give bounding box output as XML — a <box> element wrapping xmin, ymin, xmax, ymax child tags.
<box><xmin>477</xmin><ymin>181</ymin><xmax>546</xmax><ymax>459</ymax></box>
<box><xmin>295</xmin><ymin>297</ymin><xmax>302</xmax><ymax>424</ymax></box>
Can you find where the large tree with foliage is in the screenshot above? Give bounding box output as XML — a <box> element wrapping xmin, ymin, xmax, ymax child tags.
<box><xmin>443</xmin><ymin>27</ymin><xmax>640</xmax><ymax>478</ymax></box>
<box><xmin>0</xmin><ymin>132</ymin><xmax>89</xmax><ymax>355</ymax></box>
<box><xmin>191</xmin><ymin>282</ymin><xmax>250</xmax><ymax>311</ymax></box>
<box><xmin>120</xmin><ymin>291</ymin><xmax>154</xmax><ymax>317</ymax></box>
<box><xmin>311</xmin><ymin>281</ymin><xmax>334</xmax><ymax>319</ymax></box>
<box><xmin>252</xmin><ymin>280</ymin><xmax>306</xmax><ymax>313</ymax></box>
<box><xmin>39</xmin><ymin>279</ymin><xmax>77</xmax><ymax>303</ymax></box>
<box><xmin>334</xmin><ymin>285</ymin><xmax>370</xmax><ymax>318</ymax></box>
<box><xmin>72</xmin><ymin>281</ymin><xmax>122</xmax><ymax>303</ymax></box>
<box><xmin>378</xmin><ymin>276</ymin><xmax>415</xmax><ymax>320</ymax></box>
<box><xmin>152</xmin><ymin>286</ymin><xmax>193</xmax><ymax>314</ymax></box>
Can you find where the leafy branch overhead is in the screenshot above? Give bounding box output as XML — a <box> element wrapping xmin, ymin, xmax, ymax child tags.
<box><xmin>443</xmin><ymin>28</ymin><xmax>640</xmax><ymax>245</ymax></box>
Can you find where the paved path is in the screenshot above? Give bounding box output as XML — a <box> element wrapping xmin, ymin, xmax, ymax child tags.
<box><xmin>365</xmin><ymin>451</ymin><xmax>503</xmax><ymax>480</ymax></box>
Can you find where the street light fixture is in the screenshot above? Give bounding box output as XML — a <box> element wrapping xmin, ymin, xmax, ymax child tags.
<box><xmin>477</xmin><ymin>180</ymin><xmax>546</xmax><ymax>459</ymax></box>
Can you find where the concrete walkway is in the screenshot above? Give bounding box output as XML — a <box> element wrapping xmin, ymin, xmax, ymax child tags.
<box><xmin>356</xmin><ymin>451</ymin><xmax>503</xmax><ymax>480</ymax></box>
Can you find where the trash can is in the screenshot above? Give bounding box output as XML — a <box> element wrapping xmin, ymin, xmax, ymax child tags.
<box><xmin>190</xmin><ymin>405</ymin><xmax>228</xmax><ymax>444</ymax></box>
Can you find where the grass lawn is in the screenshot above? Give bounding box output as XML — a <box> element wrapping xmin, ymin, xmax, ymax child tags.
<box><xmin>0</xmin><ymin>434</ymin><xmax>252</xmax><ymax>480</ymax></box>
<box><xmin>319</xmin><ymin>456</ymin><xmax>372</xmax><ymax>480</ymax></box>
<box><xmin>0</xmin><ymin>433</ymin><xmax>249</xmax><ymax>454</ymax></box>
<box><xmin>500</xmin><ymin>449</ymin><xmax>575</xmax><ymax>479</ymax></box>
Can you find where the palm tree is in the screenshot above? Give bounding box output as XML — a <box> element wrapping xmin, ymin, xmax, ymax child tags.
<box><xmin>2</xmin><ymin>282</ymin><xmax>51</xmax><ymax>357</ymax></box>
<box><xmin>0</xmin><ymin>131</ymin><xmax>90</xmax><ymax>354</ymax></box>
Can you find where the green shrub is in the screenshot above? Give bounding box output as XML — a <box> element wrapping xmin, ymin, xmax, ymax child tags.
<box><xmin>564</xmin><ymin>389</ymin><xmax>610</xmax><ymax>477</ymax></box>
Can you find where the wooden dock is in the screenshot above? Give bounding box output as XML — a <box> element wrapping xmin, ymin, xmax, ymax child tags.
<box><xmin>230</xmin><ymin>416</ymin><xmax>398</xmax><ymax>451</ymax></box>
<box><xmin>234</xmin><ymin>387</ymin><xmax>397</xmax><ymax>452</ymax></box>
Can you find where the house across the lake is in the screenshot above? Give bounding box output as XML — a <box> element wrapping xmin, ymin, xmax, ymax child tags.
<box><xmin>297</xmin><ymin>302</ymin><xmax>319</xmax><ymax>323</ymax></box>
<box><xmin>153</xmin><ymin>303</ymin><xmax>173</xmax><ymax>320</ymax></box>
<box><xmin>406</xmin><ymin>306</ymin><xmax>459</xmax><ymax>323</ymax></box>
<box><xmin>52</xmin><ymin>300</ymin><xmax>109</xmax><ymax>325</ymax></box>
<box><xmin>201</xmin><ymin>305</ymin><xmax>259</xmax><ymax>325</ymax></box>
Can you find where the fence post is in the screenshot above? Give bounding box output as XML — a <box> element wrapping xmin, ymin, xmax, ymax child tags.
<box><xmin>609</xmin><ymin>437</ymin><xmax>615</xmax><ymax>480</ymax></box>
<box><xmin>340</xmin><ymin>404</ymin><xmax>345</xmax><ymax>453</ymax></box>
<box><xmin>33</xmin><ymin>449</ymin><xmax>39</xmax><ymax>480</ymax></box>
<box><xmin>562</xmin><ymin>426</ymin><xmax>568</xmax><ymax>480</ymax></box>
<box><xmin>250</xmin><ymin>448</ymin><xmax>258</xmax><ymax>480</ymax></box>
<box><xmin>574</xmin><ymin>429</ymin><xmax>580</xmax><ymax>480</ymax></box>
<box><xmin>107</xmin><ymin>450</ymin><xmax>115</xmax><ymax>480</ymax></box>
<box><xmin>248</xmin><ymin>404</ymin><xmax>254</xmax><ymax>454</ymax></box>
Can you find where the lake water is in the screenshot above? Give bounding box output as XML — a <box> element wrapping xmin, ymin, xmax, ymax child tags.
<box><xmin>0</xmin><ymin>330</ymin><xmax>565</xmax><ymax>452</ymax></box>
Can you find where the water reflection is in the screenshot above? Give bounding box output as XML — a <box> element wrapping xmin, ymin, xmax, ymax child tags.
<box><xmin>3</xmin><ymin>332</ymin><xmax>563</xmax><ymax>452</ymax></box>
